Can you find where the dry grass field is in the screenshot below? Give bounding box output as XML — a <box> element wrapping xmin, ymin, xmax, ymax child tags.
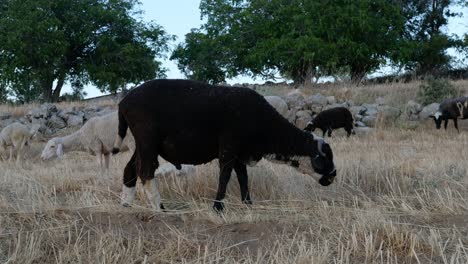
<box><xmin>1</xmin><ymin>81</ymin><xmax>468</xmax><ymax>263</ymax></box>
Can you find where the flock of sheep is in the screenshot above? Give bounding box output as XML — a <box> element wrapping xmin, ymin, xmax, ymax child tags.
<box><xmin>0</xmin><ymin>78</ymin><xmax>465</xmax><ymax>212</ymax></box>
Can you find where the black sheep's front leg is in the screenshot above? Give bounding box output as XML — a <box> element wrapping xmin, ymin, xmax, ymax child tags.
<box><xmin>453</xmin><ymin>118</ymin><xmax>459</xmax><ymax>132</ymax></box>
<box><xmin>137</xmin><ymin>142</ymin><xmax>164</xmax><ymax>211</ymax></box>
<box><xmin>234</xmin><ymin>161</ymin><xmax>252</xmax><ymax>205</ymax></box>
<box><xmin>213</xmin><ymin>156</ymin><xmax>235</xmax><ymax>212</ymax></box>
<box><xmin>444</xmin><ymin>119</ymin><xmax>448</xmax><ymax>130</ymax></box>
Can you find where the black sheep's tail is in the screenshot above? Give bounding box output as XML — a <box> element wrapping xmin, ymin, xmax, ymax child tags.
<box><xmin>112</xmin><ymin>109</ymin><xmax>128</xmax><ymax>155</ymax></box>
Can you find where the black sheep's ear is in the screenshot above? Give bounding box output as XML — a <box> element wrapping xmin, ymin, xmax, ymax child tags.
<box><xmin>428</xmin><ymin>115</ymin><xmax>435</xmax><ymax>119</ymax></box>
<box><xmin>304</xmin><ymin>123</ymin><xmax>313</xmax><ymax>132</ymax></box>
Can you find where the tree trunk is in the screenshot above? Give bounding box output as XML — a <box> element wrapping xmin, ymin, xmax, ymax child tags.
<box><xmin>41</xmin><ymin>79</ymin><xmax>53</xmax><ymax>102</ymax></box>
<box><xmin>52</xmin><ymin>72</ymin><xmax>66</xmax><ymax>102</ymax></box>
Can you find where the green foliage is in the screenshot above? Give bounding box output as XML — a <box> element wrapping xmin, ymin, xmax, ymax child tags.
<box><xmin>0</xmin><ymin>0</ymin><xmax>173</xmax><ymax>102</ymax></box>
<box><xmin>417</xmin><ymin>77</ymin><xmax>460</xmax><ymax>105</ymax></box>
<box><xmin>172</xmin><ymin>0</ymin><xmax>405</xmax><ymax>84</ymax></box>
<box><xmin>170</xmin><ymin>30</ymin><xmax>228</xmax><ymax>84</ymax></box>
<box><xmin>393</xmin><ymin>0</ymin><xmax>463</xmax><ymax>75</ymax></box>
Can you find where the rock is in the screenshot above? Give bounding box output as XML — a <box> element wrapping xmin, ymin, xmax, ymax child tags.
<box><xmin>362</xmin><ymin>115</ymin><xmax>377</xmax><ymax>127</ymax></box>
<box><xmin>378</xmin><ymin>105</ymin><xmax>401</xmax><ymax>121</ymax></box>
<box><xmin>27</xmin><ymin>103</ymin><xmax>57</xmax><ymax>119</ymax></box>
<box><xmin>305</xmin><ymin>93</ymin><xmax>328</xmax><ymax>108</ymax></box>
<box><xmin>355</xmin><ymin>121</ymin><xmax>366</xmax><ymax>127</ymax></box>
<box><xmin>375</xmin><ymin>97</ymin><xmax>386</xmax><ymax>105</ymax></box>
<box><xmin>355</xmin><ymin>114</ymin><xmax>363</xmax><ymax>121</ymax></box>
<box><xmin>419</xmin><ymin>103</ymin><xmax>440</xmax><ymax>119</ymax></box>
<box><xmin>326</xmin><ymin>96</ymin><xmax>336</xmax><ymax>105</ymax></box>
<box><xmin>285</xmin><ymin>90</ymin><xmax>306</xmax><ymax>109</ymax></box>
<box><xmin>295</xmin><ymin>110</ymin><xmax>312</xmax><ymax>129</ymax></box>
<box><xmin>47</xmin><ymin>114</ymin><xmax>67</xmax><ymax>130</ymax></box>
<box><xmin>362</xmin><ymin>103</ymin><xmax>379</xmax><ymax>116</ymax></box>
<box><xmin>67</xmin><ymin>114</ymin><xmax>84</xmax><ymax>127</ymax></box>
<box><xmin>30</xmin><ymin>118</ymin><xmax>49</xmax><ymax>134</ymax></box>
<box><xmin>350</xmin><ymin>106</ymin><xmax>366</xmax><ymax>116</ymax></box>
<box><xmin>402</xmin><ymin>100</ymin><xmax>422</xmax><ymax>121</ymax></box>
<box><xmin>0</xmin><ymin>113</ymin><xmax>11</xmax><ymax>120</ymax></box>
<box><xmin>265</xmin><ymin>95</ymin><xmax>290</xmax><ymax>119</ymax></box>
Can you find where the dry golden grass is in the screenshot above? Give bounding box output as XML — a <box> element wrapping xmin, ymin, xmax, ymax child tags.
<box><xmin>0</xmin><ymin>126</ymin><xmax>467</xmax><ymax>263</ymax></box>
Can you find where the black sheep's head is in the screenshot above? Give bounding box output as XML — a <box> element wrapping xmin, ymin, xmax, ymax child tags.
<box><xmin>302</xmin><ymin>134</ymin><xmax>336</xmax><ymax>186</ymax></box>
<box><xmin>304</xmin><ymin>121</ymin><xmax>316</xmax><ymax>132</ymax></box>
<box><xmin>429</xmin><ymin>111</ymin><xmax>443</xmax><ymax>129</ymax></box>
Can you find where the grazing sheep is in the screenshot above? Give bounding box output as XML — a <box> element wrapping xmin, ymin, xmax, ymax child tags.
<box><xmin>304</xmin><ymin>107</ymin><xmax>355</xmax><ymax>137</ymax></box>
<box><xmin>264</xmin><ymin>95</ymin><xmax>290</xmax><ymax>119</ymax></box>
<box><xmin>430</xmin><ymin>97</ymin><xmax>468</xmax><ymax>132</ymax></box>
<box><xmin>112</xmin><ymin>79</ymin><xmax>337</xmax><ymax>212</ymax></box>
<box><xmin>41</xmin><ymin>111</ymin><xmax>135</xmax><ymax>171</ymax></box>
<box><xmin>0</xmin><ymin>122</ymin><xmax>40</xmax><ymax>162</ymax></box>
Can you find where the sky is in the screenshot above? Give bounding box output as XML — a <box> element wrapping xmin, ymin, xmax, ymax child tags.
<box><xmin>64</xmin><ymin>1</ymin><xmax>468</xmax><ymax>98</ymax></box>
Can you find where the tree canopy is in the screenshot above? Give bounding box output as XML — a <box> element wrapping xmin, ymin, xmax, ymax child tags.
<box><xmin>171</xmin><ymin>0</ymin><xmax>467</xmax><ymax>84</ymax></box>
<box><xmin>0</xmin><ymin>0</ymin><xmax>173</xmax><ymax>102</ymax></box>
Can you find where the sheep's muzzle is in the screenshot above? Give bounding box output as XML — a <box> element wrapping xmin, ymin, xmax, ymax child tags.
<box><xmin>318</xmin><ymin>168</ymin><xmax>336</xmax><ymax>186</ymax></box>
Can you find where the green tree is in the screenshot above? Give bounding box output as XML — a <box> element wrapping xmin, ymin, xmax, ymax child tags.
<box><xmin>0</xmin><ymin>0</ymin><xmax>173</xmax><ymax>102</ymax></box>
<box><xmin>394</xmin><ymin>0</ymin><xmax>465</xmax><ymax>74</ymax></box>
<box><xmin>171</xmin><ymin>29</ymin><xmax>229</xmax><ymax>84</ymax></box>
<box><xmin>172</xmin><ymin>0</ymin><xmax>405</xmax><ymax>84</ymax></box>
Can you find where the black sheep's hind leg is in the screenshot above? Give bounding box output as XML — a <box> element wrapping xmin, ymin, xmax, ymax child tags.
<box><xmin>213</xmin><ymin>155</ymin><xmax>235</xmax><ymax>212</ymax></box>
<box><xmin>327</xmin><ymin>129</ymin><xmax>332</xmax><ymax>137</ymax></box>
<box><xmin>454</xmin><ymin>118</ymin><xmax>459</xmax><ymax>133</ymax></box>
<box><xmin>121</xmin><ymin>152</ymin><xmax>137</xmax><ymax>207</ymax></box>
<box><xmin>234</xmin><ymin>161</ymin><xmax>252</xmax><ymax>205</ymax></box>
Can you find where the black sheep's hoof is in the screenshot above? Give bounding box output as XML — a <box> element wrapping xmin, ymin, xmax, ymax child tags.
<box><xmin>243</xmin><ymin>199</ymin><xmax>253</xmax><ymax>205</ymax></box>
<box><xmin>122</xmin><ymin>202</ymin><xmax>131</xmax><ymax>207</ymax></box>
<box><xmin>160</xmin><ymin>203</ymin><xmax>166</xmax><ymax>212</ymax></box>
<box><xmin>213</xmin><ymin>201</ymin><xmax>224</xmax><ymax>213</ymax></box>
<box><xmin>111</xmin><ymin>148</ymin><xmax>120</xmax><ymax>155</ymax></box>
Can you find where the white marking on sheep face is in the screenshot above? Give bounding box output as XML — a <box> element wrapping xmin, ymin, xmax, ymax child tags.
<box><xmin>121</xmin><ymin>185</ymin><xmax>136</xmax><ymax>207</ymax></box>
<box><xmin>143</xmin><ymin>178</ymin><xmax>162</xmax><ymax>211</ymax></box>
<box><xmin>434</xmin><ymin>111</ymin><xmax>442</xmax><ymax>120</ymax></box>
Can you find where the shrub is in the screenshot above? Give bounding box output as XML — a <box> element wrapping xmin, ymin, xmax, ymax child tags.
<box><xmin>417</xmin><ymin>77</ymin><xmax>460</xmax><ymax>105</ymax></box>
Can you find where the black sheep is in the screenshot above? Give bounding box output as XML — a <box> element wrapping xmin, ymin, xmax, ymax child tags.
<box><xmin>112</xmin><ymin>79</ymin><xmax>337</xmax><ymax>212</ymax></box>
<box><xmin>304</xmin><ymin>107</ymin><xmax>355</xmax><ymax>137</ymax></box>
<box><xmin>430</xmin><ymin>97</ymin><xmax>468</xmax><ymax>132</ymax></box>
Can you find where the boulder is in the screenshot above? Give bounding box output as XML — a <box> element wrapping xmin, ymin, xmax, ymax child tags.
<box><xmin>350</xmin><ymin>106</ymin><xmax>366</xmax><ymax>116</ymax></box>
<box><xmin>355</xmin><ymin>121</ymin><xmax>366</xmax><ymax>127</ymax></box>
<box><xmin>419</xmin><ymin>103</ymin><xmax>440</xmax><ymax>119</ymax></box>
<box><xmin>326</xmin><ymin>96</ymin><xmax>336</xmax><ymax>105</ymax></box>
<box><xmin>0</xmin><ymin>113</ymin><xmax>11</xmax><ymax>120</ymax></box>
<box><xmin>361</xmin><ymin>103</ymin><xmax>379</xmax><ymax>116</ymax></box>
<box><xmin>362</xmin><ymin>115</ymin><xmax>377</xmax><ymax>127</ymax></box>
<box><xmin>47</xmin><ymin>114</ymin><xmax>67</xmax><ymax>130</ymax></box>
<box><xmin>295</xmin><ymin>110</ymin><xmax>312</xmax><ymax>129</ymax></box>
<box><xmin>67</xmin><ymin>114</ymin><xmax>84</xmax><ymax>127</ymax></box>
<box><xmin>285</xmin><ymin>90</ymin><xmax>306</xmax><ymax>110</ymax></box>
<box><xmin>305</xmin><ymin>93</ymin><xmax>328</xmax><ymax>108</ymax></box>
<box><xmin>405</xmin><ymin>100</ymin><xmax>422</xmax><ymax>115</ymax></box>
<box><xmin>27</xmin><ymin>103</ymin><xmax>57</xmax><ymax>119</ymax></box>
<box><xmin>378</xmin><ymin>105</ymin><xmax>401</xmax><ymax>121</ymax></box>
<box><xmin>375</xmin><ymin>97</ymin><xmax>386</xmax><ymax>105</ymax></box>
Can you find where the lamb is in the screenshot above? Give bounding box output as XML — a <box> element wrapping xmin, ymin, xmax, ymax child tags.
<box><xmin>112</xmin><ymin>79</ymin><xmax>337</xmax><ymax>212</ymax></box>
<box><xmin>264</xmin><ymin>95</ymin><xmax>290</xmax><ymax>119</ymax></box>
<box><xmin>304</xmin><ymin>107</ymin><xmax>355</xmax><ymax>137</ymax></box>
<box><xmin>0</xmin><ymin>122</ymin><xmax>40</xmax><ymax>162</ymax></box>
<box><xmin>430</xmin><ymin>97</ymin><xmax>468</xmax><ymax>132</ymax></box>
<box><xmin>41</xmin><ymin>111</ymin><xmax>135</xmax><ymax>171</ymax></box>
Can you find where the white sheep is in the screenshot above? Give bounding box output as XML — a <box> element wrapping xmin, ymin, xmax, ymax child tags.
<box><xmin>155</xmin><ymin>162</ymin><xmax>196</xmax><ymax>178</ymax></box>
<box><xmin>0</xmin><ymin>122</ymin><xmax>40</xmax><ymax>162</ymax></box>
<box><xmin>41</xmin><ymin>111</ymin><xmax>135</xmax><ymax>171</ymax></box>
